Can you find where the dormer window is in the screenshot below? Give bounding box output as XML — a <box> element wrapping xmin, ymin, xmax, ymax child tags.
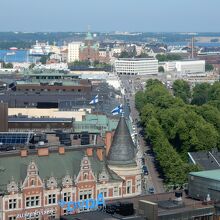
<box><xmin>62</xmin><ymin>175</ymin><xmax>73</xmax><ymax>187</ymax></box>
<box><xmin>47</xmin><ymin>177</ymin><xmax>57</xmax><ymax>189</ymax></box>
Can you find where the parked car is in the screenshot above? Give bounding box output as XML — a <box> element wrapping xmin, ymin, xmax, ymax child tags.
<box><xmin>148</xmin><ymin>187</ymin><xmax>155</xmax><ymax>194</ymax></box>
<box><xmin>142</xmin><ymin>165</ymin><xmax>148</xmax><ymax>175</ymax></box>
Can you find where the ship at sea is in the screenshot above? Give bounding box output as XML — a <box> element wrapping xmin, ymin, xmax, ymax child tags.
<box><xmin>29</xmin><ymin>41</ymin><xmax>51</xmax><ymax>56</ymax></box>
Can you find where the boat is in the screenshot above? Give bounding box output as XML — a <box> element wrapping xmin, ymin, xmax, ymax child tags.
<box><xmin>9</xmin><ymin>47</ymin><xmax>18</xmax><ymax>50</ymax></box>
<box><xmin>29</xmin><ymin>41</ymin><xmax>51</xmax><ymax>56</ymax></box>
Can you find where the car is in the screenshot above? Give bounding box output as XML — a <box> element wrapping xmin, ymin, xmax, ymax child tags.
<box><xmin>148</xmin><ymin>187</ymin><xmax>155</xmax><ymax>194</ymax></box>
<box><xmin>143</xmin><ymin>170</ymin><xmax>148</xmax><ymax>175</ymax></box>
<box><xmin>142</xmin><ymin>165</ymin><xmax>148</xmax><ymax>174</ymax></box>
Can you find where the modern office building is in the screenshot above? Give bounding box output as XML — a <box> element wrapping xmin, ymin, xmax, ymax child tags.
<box><xmin>67</xmin><ymin>42</ymin><xmax>82</xmax><ymax>63</ymax></box>
<box><xmin>159</xmin><ymin>60</ymin><xmax>206</xmax><ymax>74</ymax></box>
<box><xmin>175</xmin><ymin>60</ymin><xmax>206</xmax><ymax>74</ymax></box>
<box><xmin>114</xmin><ymin>58</ymin><xmax>158</xmax><ymax>75</ymax></box>
<box><xmin>0</xmin><ymin>116</ymin><xmax>142</xmax><ymax>220</ymax></box>
<box><xmin>159</xmin><ymin>61</ymin><xmax>176</xmax><ymax>72</ymax></box>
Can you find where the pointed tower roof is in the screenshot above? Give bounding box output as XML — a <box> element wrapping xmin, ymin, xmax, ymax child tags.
<box><xmin>107</xmin><ymin>116</ymin><xmax>136</xmax><ymax>166</ymax></box>
<box><xmin>85</xmin><ymin>32</ymin><xmax>93</xmax><ymax>41</ymax></box>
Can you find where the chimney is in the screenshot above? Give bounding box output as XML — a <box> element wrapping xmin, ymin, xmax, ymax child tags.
<box><xmin>105</xmin><ymin>131</ymin><xmax>114</xmax><ymax>156</ymax></box>
<box><xmin>58</xmin><ymin>146</ymin><xmax>65</xmax><ymax>155</ymax></box>
<box><xmin>86</xmin><ymin>148</ymin><xmax>93</xmax><ymax>157</ymax></box>
<box><xmin>20</xmin><ymin>148</ymin><xmax>28</xmax><ymax>157</ymax></box>
<box><xmin>37</xmin><ymin>142</ymin><xmax>49</xmax><ymax>156</ymax></box>
<box><xmin>97</xmin><ymin>148</ymin><xmax>104</xmax><ymax>161</ymax></box>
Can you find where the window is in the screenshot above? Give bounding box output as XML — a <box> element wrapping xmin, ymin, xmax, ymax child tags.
<box><xmin>48</xmin><ymin>194</ymin><xmax>56</xmax><ymax>204</ymax></box>
<box><xmin>136</xmin><ymin>178</ymin><xmax>141</xmax><ymax>192</ymax></box>
<box><xmin>79</xmin><ymin>190</ymin><xmax>92</xmax><ymax>200</ymax></box>
<box><xmin>99</xmin><ymin>188</ymin><xmax>108</xmax><ymax>198</ymax></box>
<box><xmin>63</xmin><ymin>192</ymin><xmax>71</xmax><ymax>202</ymax></box>
<box><xmin>26</xmin><ymin>196</ymin><xmax>40</xmax><ymax>207</ymax></box>
<box><xmin>63</xmin><ymin>209</ymin><xmax>68</xmax><ymax>216</ymax></box>
<box><xmin>83</xmin><ymin>172</ymin><xmax>88</xmax><ymax>180</ymax></box>
<box><xmin>113</xmin><ymin>187</ymin><xmax>119</xmax><ymax>197</ymax></box>
<box><xmin>31</xmin><ymin>179</ymin><xmax>35</xmax><ymax>186</ymax></box>
<box><xmin>126</xmin><ymin>180</ymin><xmax>132</xmax><ymax>194</ymax></box>
<box><xmin>48</xmin><ymin>210</ymin><xmax>56</xmax><ymax>219</ymax></box>
<box><xmin>9</xmin><ymin>217</ymin><xmax>16</xmax><ymax>220</ymax></box>
<box><xmin>8</xmin><ymin>199</ymin><xmax>17</xmax><ymax>209</ymax></box>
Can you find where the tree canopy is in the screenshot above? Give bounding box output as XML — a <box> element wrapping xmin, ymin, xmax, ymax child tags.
<box><xmin>173</xmin><ymin>80</ymin><xmax>191</xmax><ymax>103</ymax></box>
<box><xmin>135</xmin><ymin>79</ymin><xmax>220</xmax><ymax>185</ymax></box>
<box><xmin>2</xmin><ymin>62</ymin><xmax>13</xmax><ymax>69</ymax></box>
<box><xmin>205</xmin><ymin>63</ymin><xmax>214</xmax><ymax>72</ymax></box>
<box><xmin>156</xmin><ymin>54</ymin><xmax>182</xmax><ymax>62</ymax></box>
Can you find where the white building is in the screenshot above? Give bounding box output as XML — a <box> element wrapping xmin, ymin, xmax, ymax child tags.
<box><xmin>159</xmin><ymin>61</ymin><xmax>176</xmax><ymax>72</ymax></box>
<box><xmin>135</xmin><ymin>45</ymin><xmax>143</xmax><ymax>56</ymax></box>
<box><xmin>111</xmin><ymin>47</ymin><xmax>122</xmax><ymax>56</ymax></box>
<box><xmin>176</xmin><ymin>60</ymin><xmax>205</xmax><ymax>74</ymax></box>
<box><xmin>159</xmin><ymin>60</ymin><xmax>206</xmax><ymax>74</ymax></box>
<box><xmin>67</xmin><ymin>42</ymin><xmax>82</xmax><ymax>63</ymax></box>
<box><xmin>33</xmin><ymin>62</ymin><xmax>68</xmax><ymax>71</ymax></box>
<box><xmin>114</xmin><ymin>58</ymin><xmax>158</xmax><ymax>75</ymax></box>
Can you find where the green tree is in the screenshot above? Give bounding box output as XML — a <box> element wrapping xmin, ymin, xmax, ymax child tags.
<box><xmin>29</xmin><ymin>63</ymin><xmax>35</xmax><ymax>69</ymax></box>
<box><xmin>156</xmin><ymin>54</ymin><xmax>182</xmax><ymax>62</ymax></box>
<box><xmin>136</xmin><ymin>52</ymin><xmax>149</xmax><ymax>58</ymax></box>
<box><xmin>173</xmin><ymin>80</ymin><xmax>191</xmax><ymax>103</ymax></box>
<box><xmin>191</xmin><ymin>83</ymin><xmax>211</xmax><ymax>106</ymax></box>
<box><xmin>158</xmin><ymin>66</ymin><xmax>165</xmax><ymax>72</ymax></box>
<box><xmin>134</xmin><ymin>79</ymin><xmax>220</xmax><ymax>185</ymax></box>
<box><xmin>69</xmin><ymin>60</ymin><xmax>90</xmax><ymax>67</ymax></box>
<box><xmin>205</xmin><ymin>63</ymin><xmax>214</xmax><ymax>72</ymax></box>
<box><xmin>3</xmin><ymin>62</ymin><xmax>13</xmax><ymax>68</ymax></box>
<box><xmin>39</xmin><ymin>55</ymin><xmax>48</xmax><ymax>64</ymax></box>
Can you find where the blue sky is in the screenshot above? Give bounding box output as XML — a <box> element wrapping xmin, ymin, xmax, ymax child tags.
<box><xmin>1</xmin><ymin>0</ymin><xmax>219</xmax><ymax>32</ymax></box>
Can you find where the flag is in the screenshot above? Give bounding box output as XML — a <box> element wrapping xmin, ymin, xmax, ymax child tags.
<box><xmin>111</xmin><ymin>104</ymin><xmax>123</xmax><ymax>115</ymax></box>
<box><xmin>89</xmin><ymin>95</ymin><xmax>99</xmax><ymax>104</ymax></box>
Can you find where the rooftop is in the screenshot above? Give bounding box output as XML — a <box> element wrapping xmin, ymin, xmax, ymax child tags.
<box><xmin>188</xmin><ymin>150</ymin><xmax>220</xmax><ymax>170</ymax></box>
<box><xmin>61</xmin><ymin>211</ymin><xmax>144</xmax><ymax>220</ymax></box>
<box><xmin>189</xmin><ymin>169</ymin><xmax>220</xmax><ymax>181</ymax></box>
<box><xmin>0</xmin><ymin>146</ymin><xmax>121</xmax><ymax>193</ymax></box>
<box><xmin>107</xmin><ymin>116</ymin><xmax>136</xmax><ymax>166</ymax></box>
<box><xmin>112</xmin><ymin>192</ymin><xmax>215</xmax><ymax>219</ymax></box>
<box><xmin>16</xmin><ymin>80</ymin><xmax>84</xmax><ymax>86</ymax></box>
<box><xmin>117</xmin><ymin>58</ymin><xmax>157</xmax><ymax>61</ymax></box>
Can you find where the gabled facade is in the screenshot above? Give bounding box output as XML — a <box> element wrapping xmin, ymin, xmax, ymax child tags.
<box><xmin>0</xmin><ymin>117</ymin><xmax>142</xmax><ymax>220</ymax></box>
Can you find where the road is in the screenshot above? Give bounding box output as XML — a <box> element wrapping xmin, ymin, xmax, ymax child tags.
<box><xmin>119</xmin><ymin>75</ymin><xmax>165</xmax><ymax>194</ymax></box>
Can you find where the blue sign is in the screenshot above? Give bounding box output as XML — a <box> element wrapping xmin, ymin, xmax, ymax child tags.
<box><xmin>59</xmin><ymin>193</ymin><xmax>105</xmax><ymax>213</ymax></box>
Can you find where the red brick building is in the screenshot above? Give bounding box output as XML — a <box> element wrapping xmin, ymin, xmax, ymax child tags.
<box><xmin>79</xmin><ymin>32</ymin><xmax>99</xmax><ymax>62</ymax></box>
<box><xmin>0</xmin><ymin>117</ymin><xmax>141</xmax><ymax>220</ymax></box>
<box><xmin>79</xmin><ymin>32</ymin><xmax>110</xmax><ymax>63</ymax></box>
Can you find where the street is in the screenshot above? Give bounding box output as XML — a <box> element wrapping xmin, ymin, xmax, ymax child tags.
<box><xmin>119</xmin><ymin>75</ymin><xmax>165</xmax><ymax>194</ymax></box>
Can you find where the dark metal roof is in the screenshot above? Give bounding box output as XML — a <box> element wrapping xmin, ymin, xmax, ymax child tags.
<box><xmin>188</xmin><ymin>150</ymin><xmax>220</xmax><ymax>170</ymax></box>
<box><xmin>8</xmin><ymin>117</ymin><xmax>73</xmax><ymax>123</ymax></box>
<box><xmin>107</xmin><ymin>116</ymin><xmax>136</xmax><ymax>166</ymax></box>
